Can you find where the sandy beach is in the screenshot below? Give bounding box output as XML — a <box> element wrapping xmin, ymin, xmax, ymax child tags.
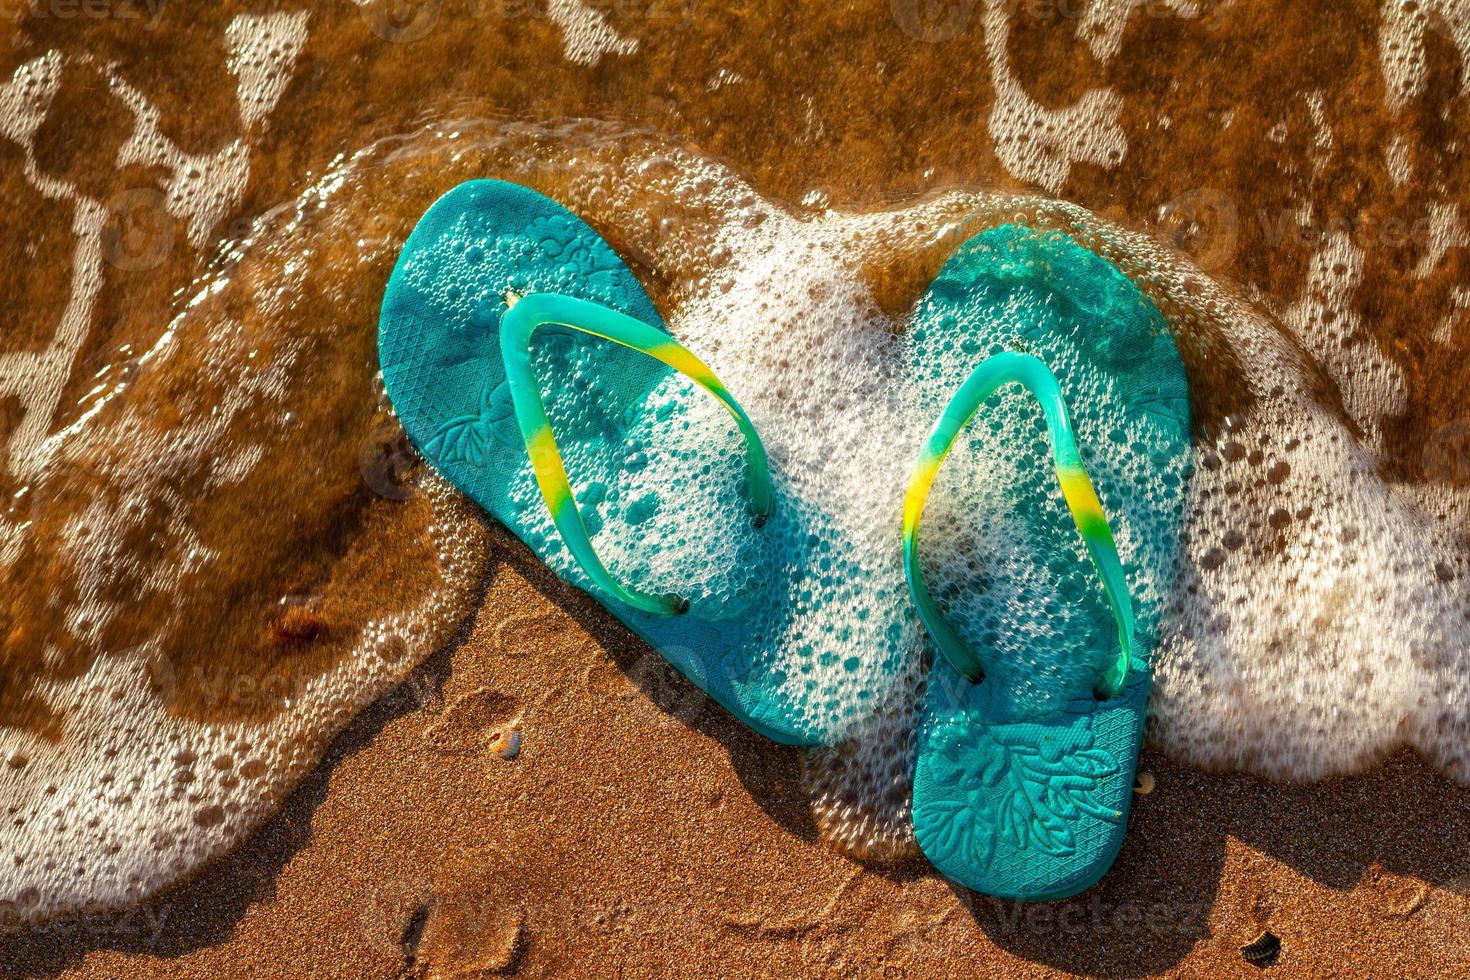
<box><xmin>5</xmin><ymin>527</ymin><xmax>1470</xmax><ymax>978</ymax></box>
<box><xmin>2</xmin><ymin>1</ymin><xmax>1469</xmax><ymax>976</ymax></box>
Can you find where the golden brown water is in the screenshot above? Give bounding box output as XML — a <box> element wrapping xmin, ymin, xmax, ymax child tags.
<box><xmin>1</xmin><ymin>0</ymin><xmax>1467</xmax><ymax>923</ymax></box>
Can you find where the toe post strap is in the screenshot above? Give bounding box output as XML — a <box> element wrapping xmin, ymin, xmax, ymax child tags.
<box><xmin>500</xmin><ymin>291</ymin><xmax>772</xmax><ymax>617</ymax></box>
<box><xmin>902</xmin><ymin>351</ymin><xmax>1134</xmax><ymax>698</ymax></box>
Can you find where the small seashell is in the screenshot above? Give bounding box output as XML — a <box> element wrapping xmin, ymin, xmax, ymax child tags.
<box><xmin>487</xmin><ymin>728</ymin><xmax>521</xmax><ymax>761</ymax></box>
<box><xmin>1133</xmin><ymin>771</ymin><xmax>1155</xmax><ymax>795</ymax></box>
<box><xmin>1240</xmin><ymin>928</ymin><xmax>1280</xmax><ymax>965</ymax></box>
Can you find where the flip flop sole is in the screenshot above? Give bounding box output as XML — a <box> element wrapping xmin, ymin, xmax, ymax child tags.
<box><xmin>378</xmin><ymin>180</ymin><xmax>829</xmax><ymax>744</ymax></box>
<box><xmin>907</xmin><ymin>225</ymin><xmax>1191</xmax><ymax>899</ymax></box>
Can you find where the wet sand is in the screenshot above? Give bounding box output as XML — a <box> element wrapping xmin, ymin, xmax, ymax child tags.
<box><xmin>5</xmin><ymin>526</ymin><xmax>1470</xmax><ymax>978</ymax></box>
<box><xmin>4</xmin><ymin>0</ymin><xmax>1470</xmax><ymax>974</ymax></box>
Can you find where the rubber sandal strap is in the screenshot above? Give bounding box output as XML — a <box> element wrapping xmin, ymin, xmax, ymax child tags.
<box><xmin>902</xmin><ymin>351</ymin><xmax>1134</xmax><ymax>698</ymax></box>
<box><xmin>500</xmin><ymin>291</ymin><xmax>773</xmax><ymax>617</ymax></box>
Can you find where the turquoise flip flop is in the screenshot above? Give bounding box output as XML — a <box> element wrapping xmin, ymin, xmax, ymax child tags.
<box><xmin>904</xmin><ymin>225</ymin><xmax>1191</xmax><ymax>900</ymax></box>
<box><xmin>378</xmin><ymin>180</ymin><xmax>831</xmax><ymax>744</ymax></box>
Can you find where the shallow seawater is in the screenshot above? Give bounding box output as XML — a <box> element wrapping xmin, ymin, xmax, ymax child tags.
<box><xmin>1</xmin><ymin>0</ymin><xmax>1468</xmax><ymax>923</ymax></box>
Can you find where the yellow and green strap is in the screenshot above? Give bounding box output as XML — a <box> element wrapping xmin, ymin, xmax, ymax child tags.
<box><xmin>902</xmin><ymin>352</ymin><xmax>1134</xmax><ymax>698</ymax></box>
<box><xmin>500</xmin><ymin>292</ymin><xmax>773</xmax><ymax>616</ymax></box>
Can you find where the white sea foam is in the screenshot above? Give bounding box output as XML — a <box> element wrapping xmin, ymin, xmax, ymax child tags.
<box><xmin>4</xmin><ymin>115</ymin><xmax>1467</xmax><ymax>923</ymax></box>
<box><xmin>1379</xmin><ymin>0</ymin><xmax>1470</xmax><ymax>113</ymax></box>
<box><xmin>547</xmin><ymin>0</ymin><xmax>639</xmax><ymax>65</ymax></box>
<box><xmin>2</xmin><ymin>0</ymin><xmax>1467</xmax><ymax>925</ymax></box>
<box><xmin>0</xmin><ymin>152</ymin><xmax>489</xmax><ymax>925</ymax></box>
<box><xmin>982</xmin><ymin>0</ymin><xmax>1127</xmax><ymax>193</ymax></box>
<box><xmin>555</xmin><ymin>144</ymin><xmax>1470</xmax><ymax>832</ymax></box>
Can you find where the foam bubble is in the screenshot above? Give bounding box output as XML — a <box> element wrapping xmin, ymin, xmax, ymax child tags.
<box><xmin>225</xmin><ymin>12</ymin><xmax>312</xmax><ymax>132</ymax></box>
<box><xmin>0</xmin><ymin>138</ymin><xmax>489</xmax><ymax>927</ymax></box>
<box><xmin>3</xmin><ymin>118</ymin><xmax>1466</xmax><ymax>921</ymax></box>
<box><xmin>547</xmin><ymin>0</ymin><xmax>639</xmax><ymax>66</ymax></box>
<box><xmin>438</xmin><ymin>127</ymin><xmax>1469</xmax><ymax>844</ymax></box>
<box><xmin>1378</xmin><ymin>0</ymin><xmax>1470</xmax><ymax>114</ymax></box>
<box><xmin>982</xmin><ymin>1</ymin><xmax>1127</xmax><ymax>193</ymax></box>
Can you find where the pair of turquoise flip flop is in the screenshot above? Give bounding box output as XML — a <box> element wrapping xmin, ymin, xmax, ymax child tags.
<box><xmin>378</xmin><ymin>181</ymin><xmax>1191</xmax><ymax>901</ymax></box>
